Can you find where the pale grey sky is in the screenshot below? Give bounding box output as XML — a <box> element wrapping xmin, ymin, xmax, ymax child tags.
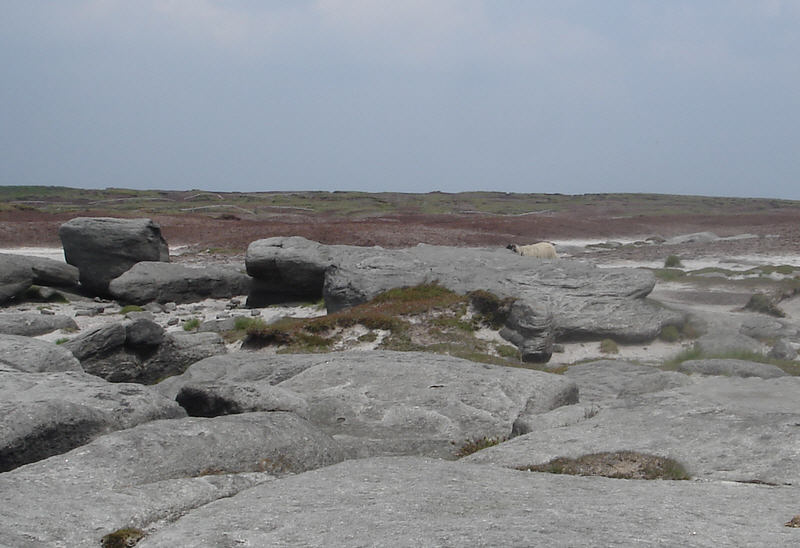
<box><xmin>2</xmin><ymin>1</ymin><xmax>799</xmax><ymax>199</ymax></box>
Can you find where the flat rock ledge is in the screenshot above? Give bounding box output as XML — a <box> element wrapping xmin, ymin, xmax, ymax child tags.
<box><xmin>0</xmin><ymin>412</ymin><xmax>345</xmax><ymax>548</ymax></box>
<box><xmin>138</xmin><ymin>457</ymin><xmax>800</xmax><ymax>547</ymax></box>
<box><xmin>158</xmin><ymin>350</ymin><xmax>579</xmax><ymax>459</ymax></box>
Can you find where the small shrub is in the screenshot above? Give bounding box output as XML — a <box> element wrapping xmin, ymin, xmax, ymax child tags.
<box><xmin>659</xmin><ymin>325</ymin><xmax>681</xmax><ymax>342</ymax></box>
<box><xmin>100</xmin><ymin>527</ymin><xmax>145</xmax><ymax>548</ymax></box>
<box><xmin>455</xmin><ymin>436</ymin><xmax>507</xmax><ymax>458</ymax></box>
<box><xmin>357</xmin><ymin>331</ymin><xmax>378</xmax><ymax>343</ymax></box>
<box><xmin>55</xmin><ymin>337</ymin><xmax>69</xmax><ymax>345</ymax></box>
<box><xmin>786</xmin><ymin>515</ymin><xmax>800</xmax><ymax>528</ymax></box>
<box><xmin>599</xmin><ymin>339</ymin><xmax>619</xmax><ymax>354</ymax></box>
<box><xmin>744</xmin><ymin>293</ymin><xmax>785</xmax><ymax>317</ymax></box>
<box><xmin>119</xmin><ymin>305</ymin><xmax>144</xmax><ymax>314</ymax></box>
<box><xmin>182</xmin><ymin>318</ymin><xmax>200</xmax><ymax>331</ymax></box>
<box><xmin>664</xmin><ymin>255</ymin><xmax>683</xmax><ymax>268</ymax></box>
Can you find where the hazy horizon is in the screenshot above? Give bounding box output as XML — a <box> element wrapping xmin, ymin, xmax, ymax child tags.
<box><xmin>2</xmin><ymin>2</ymin><xmax>799</xmax><ymax>200</ymax></box>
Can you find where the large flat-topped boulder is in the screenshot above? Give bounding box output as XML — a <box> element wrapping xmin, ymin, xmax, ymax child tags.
<box><xmin>245</xmin><ymin>236</ymin><xmax>357</xmax><ymax>305</ymax></box>
<box><xmin>138</xmin><ymin>457</ymin><xmax>799</xmax><ymax>547</ymax></box>
<box><xmin>464</xmin><ymin>374</ymin><xmax>800</xmax><ymax>486</ymax></box>
<box><xmin>109</xmin><ymin>261</ymin><xmax>251</xmax><ymax>304</ymax></box>
<box><xmin>59</xmin><ymin>217</ymin><xmax>169</xmax><ymax>295</ymax></box>
<box><xmin>157</xmin><ymin>350</ymin><xmax>578</xmax><ymax>459</ymax></box>
<box><xmin>0</xmin><ymin>369</ymin><xmax>185</xmax><ymax>472</ymax></box>
<box><xmin>245</xmin><ymin>237</ymin><xmax>681</xmax><ymax>359</ymax></box>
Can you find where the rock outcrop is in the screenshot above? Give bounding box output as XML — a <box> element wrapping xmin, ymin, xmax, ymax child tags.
<box><xmin>0</xmin><ymin>412</ymin><xmax>345</xmax><ymax>547</ymax></box>
<box><xmin>158</xmin><ymin>350</ymin><xmax>578</xmax><ymax>459</ymax></box>
<box><xmin>0</xmin><ymin>334</ymin><xmax>82</xmax><ymax>372</ymax></box>
<box><xmin>245</xmin><ymin>237</ymin><xmax>682</xmax><ymax>361</ymax></box>
<box><xmin>59</xmin><ymin>217</ymin><xmax>169</xmax><ymax>295</ymax></box>
<box><xmin>63</xmin><ymin>320</ymin><xmax>226</xmax><ymax>383</ymax></box>
<box><xmin>0</xmin><ymin>369</ymin><xmax>185</xmax><ymax>471</ymax></box>
<box><xmin>0</xmin><ymin>252</ymin><xmax>79</xmax><ymax>288</ymax></box>
<box><xmin>109</xmin><ymin>261</ymin><xmax>251</xmax><ymax>304</ymax></box>
<box><xmin>465</xmin><ymin>362</ymin><xmax>800</xmax><ymax>486</ymax></box>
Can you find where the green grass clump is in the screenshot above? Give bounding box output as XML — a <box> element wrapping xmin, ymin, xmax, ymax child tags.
<box><xmin>496</xmin><ymin>344</ymin><xmax>521</xmax><ymax>359</ymax></box>
<box><xmin>100</xmin><ymin>527</ymin><xmax>145</xmax><ymax>548</ymax></box>
<box><xmin>55</xmin><ymin>337</ymin><xmax>69</xmax><ymax>345</ymax></box>
<box><xmin>599</xmin><ymin>339</ymin><xmax>619</xmax><ymax>354</ymax></box>
<box><xmin>455</xmin><ymin>436</ymin><xmax>507</xmax><ymax>458</ymax></box>
<box><xmin>182</xmin><ymin>318</ymin><xmax>200</xmax><ymax>331</ymax></box>
<box><xmin>119</xmin><ymin>304</ymin><xmax>144</xmax><ymax>314</ymax></box>
<box><xmin>518</xmin><ymin>451</ymin><xmax>690</xmax><ymax>480</ymax></box>
<box><xmin>652</xmin><ymin>268</ymin><xmax>686</xmax><ymax>282</ymax></box>
<box><xmin>658</xmin><ymin>325</ymin><xmax>681</xmax><ymax>342</ymax></box>
<box><xmin>744</xmin><ymin>293</ymin><xmax>786</xmax><ymax>317</ymax></box>
<box><xmin>664</xmin><ymin>255</ymin><xmax>683</xmax><ymax>268</ymax></box>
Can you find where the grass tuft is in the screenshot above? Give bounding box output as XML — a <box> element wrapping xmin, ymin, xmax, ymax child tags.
<box><xmin>664</xmin><ymin>255</ymin><xmax>683</xmax><ymax>268</ymax></box>
<box><xmin>518</xmin><ymin>451</ymin><xmax>690</xmax><ymax>480</ymax></box>
<box><xmin>100</xmin><ymin>527</ymin><xmax>145</xmax><ymax>548</ymax></box>
<box><xmin>182</xmin><ymin>318</ymin><xmax>200</xmax><ymax>331</ymax></box>
<box><xmin>455</xmin><ymin>436</ymin><xmax>507</xmax><ymax>458</ymax></box>
<box><xmin>599</xmin><ymin>339</ymin><xmax>619</xmax><ymax>354</ymax></box>
<box><xmin>743</xmin><ymin>292</ymin><xmax>786</xmax><ymax>317</ymax></box>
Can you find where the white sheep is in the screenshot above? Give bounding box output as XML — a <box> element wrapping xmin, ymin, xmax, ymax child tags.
<box><xmin>507</xmin><ymin>242</ymin><xmax>557</xmax><ymax>259</ymax></box>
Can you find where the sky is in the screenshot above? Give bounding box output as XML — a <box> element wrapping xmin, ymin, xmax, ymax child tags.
<box><xmin>1</xmin><ymin>1</ymin><xmax>799</xmax><ymax>199</ymax></box>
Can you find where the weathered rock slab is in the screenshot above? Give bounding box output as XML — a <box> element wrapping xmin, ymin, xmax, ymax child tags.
<box><xmin>563</xmin><ymin>360</ymin><xmax>693</xmax><ymax>403</ymax></box>
<box><xmin>138</xmin><ymin>457</ymin><xmax>800</xmax><ymax>548</ymax></box>
<box><xmin>109</xmin><ymin>261</ymin><xmax>251</xmax><ymax>304</ymax></box>
<box><xmin>0</xmin><ymin>334</ymin><xmax>82</xmax><ymax>372</ymax></box>
<box><xmin>0</xmin><ymin>369</ymin><xmax>185</xmax><ymax>471</ymax></box>
<box><xmin>154</xmin><ymin>352</ymin><xmax>351</xmax><ymax>400</ymax></box>
<box><xmin>277</xmin><ymin>351</ymin><xmax>578</xmax><ymax>458</ymax></box>
<box><xmin>678</xmin><ymin>358</ymin><xmax>788</xmax><ymax>379</ymax></box>
<box><xmin>464</xmin><ymin>375</ymin><xmax>800</xmax><ymax>486</ymax></box>
<box><xmin>0</xmin><ymin>252</ymin><xmax>79</xmax><ymax>288</ymax></box>
<box><xmin>0</xmin><ymin>412</ymin><xmax>344</xmax><ymax>547</ymax></box>
<box><xmin>158</xmin><ymin>350</ymin><xmax>578</xmax><ymax>458</ymax></box>
<box><xmin>0</xmin><ymin>312</ymin><xmax>78</xmax><ymax>336</ymax></box>
<box><xmin>59</xmin><ymin>217</ymin><xmax>169</xmax><ymax>295</ymax></box>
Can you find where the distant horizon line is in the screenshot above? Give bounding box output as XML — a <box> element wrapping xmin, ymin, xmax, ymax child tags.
<box><xmin>1</xmin><ymin>184</ymin><xmax>798</xmax><ymax>203</ymax></box>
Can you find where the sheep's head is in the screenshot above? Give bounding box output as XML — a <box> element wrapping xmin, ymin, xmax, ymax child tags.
<box><xmin>506</xmin><ymin>244</ymin><xmax>518</xmax><ymax>252</ymax></box>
